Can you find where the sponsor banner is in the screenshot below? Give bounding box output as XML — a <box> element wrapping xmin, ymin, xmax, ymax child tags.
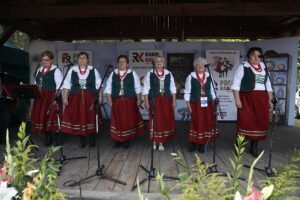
<box><xmin>206</xmin><ymin>50</ymin><xmax>240</xmax><ymax>120</ymax></box>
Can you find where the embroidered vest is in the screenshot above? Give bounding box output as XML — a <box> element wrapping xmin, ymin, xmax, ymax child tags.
<box><xmin>190</xmin><ymin>76</ymin><xmax>213</xmax><ymax>102</ymax></box>
<box><xmin>70</xmin><ymin>68</ymin><xmax>98</xmax><ymax>95</ymax></box>
<box><xmin>111</xmin><ymin>72</ymin><xmax>136</xmax><ymax>98</ymax></box>
<box><xmin>149</xmin><ymin>73</ymin><xmax>172</xmax><ymax>98</ymax></box>
<box><xmin>36</xmin><ymin>68</ymin><xmax>57</xmax><ymax>91</ymax></box>
<box><xmin>240</xmin><ymin>66</ymin><xmax>267</xmax><ymax>92</ymax></box>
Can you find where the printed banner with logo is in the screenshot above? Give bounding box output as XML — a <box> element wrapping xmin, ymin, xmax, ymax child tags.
<box><xmin>205</xmin><ymin>50</ymin><xmax>240</xmax><ymax>120</ymax></box>
<box><xmin>57</xmin><ymin>50</ymin><xmax>93</xmax><ymax>71</ymax></box>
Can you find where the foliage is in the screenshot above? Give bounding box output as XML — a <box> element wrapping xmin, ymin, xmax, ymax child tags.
<box><xmin>227</xmin><ymin>135</ymin><xmax>247</xmax><ymax>192</ymax></box>
<box><xmin>138</xmin><ymin>135</ymin><xmax>300</xmax><ymax>200</ymax></box>
<box><xmin>0</xmin><ymin>122</ymin><xmax>66</xmax><ymax>200</ymax></box>
<box><xmin>261</xmin><ymin>149</ymin><xmax>300</xmax><ymax>200</ymax></box>
<box><xmin>172</xmin><ymin>153</ymin><xmax>233</xmax><ymax>200</ymax></box>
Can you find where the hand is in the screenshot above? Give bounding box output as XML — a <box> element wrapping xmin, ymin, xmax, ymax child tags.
<box><xmin>269</xmin><ymin>100</ymin><xmax>273</xmax><ymax>110</ymax></box>
<box><xmin>137</xmin><ymin>100</ymin><xmax>141</xmax><ymax>107</ymax></box>
<box><xmin>63</xmin><ymin>99</ymin><xmax>68</xmax><ymax>106</ymax></box>
<box><xmin>235</xmin><ymin>99</ymin><xmax>242</xmax><ymax>109</ymax></box>
<box><xmin>99</xmin><ymin>98</ymin><xmax>103</xmax><ymax>105</ymax></box>
<box><xmin>188</xmin><ymin>103</ymin><xmax>192</xmax><ymax>113</ymax></box>
<box><xmin>172</xmin><ymin>100</ymin><xmax>176</xmax><ymax>109</ymax></box>
<box><xmin>107</xmin><ymin>99</ymin><xmax>113</xmax><ymax>107</ymax></box>
<box><xmin>144</xmin><ymin>101</ymin><xmax>149</xmax><ymax>110</ymax></box>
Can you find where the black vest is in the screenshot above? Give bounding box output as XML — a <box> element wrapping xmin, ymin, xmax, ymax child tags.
<box><xmin>149</xmin><ymin>72</ymin><xmax>172</xmax><ymax>98</ymax></box>
<box><xmin>240</xmin><ymin>64</ymin><xmax>267</xmax><ymax>92</ymax></box>
<box><xmin>36</xmin><ymin>67</ymin><xmax>58</xmax><ymax>91</ymax></box>
<box><xmin>111</xmin><ymin>72</ymin><xmax>136</xmax><ymax>98</ymax></box>
<box><xmin>70</xmin><ymin>68</ymin><xmax>98</xmax><ymax>95</ymax></box>
<box><xmin>189</xmin><ymin>75</ymin><xmax>213</xmax><ymax>102</ymax></box>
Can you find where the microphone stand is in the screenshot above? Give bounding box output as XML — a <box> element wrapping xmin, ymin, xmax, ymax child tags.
<box><xmin>46</xmin><ymin>62</ymin><xmax>87</xmax><ymax>175</ymax></box>
<box><xmin>204</xmin><ymin>64</ymin><xmax>224</xmax><ymax>173</ymax></box>
<box><xmin>243</xmin><ymin>56</ymin><xmax>279</xmax><ymax>176</ymax></box>
<box><xmin>204</xmin><ymin>64</ymin><xmax>246</xmax><ymax>181</ymax></box>
<box><xmin>70</xmin><ymin>64</ymin><xmax>126</xmax><ymax>187</ymax></box>
<box><xmin>132</xmin><ymin>62</ymin><xmax>179</xmax><ymax>192</ymax></box>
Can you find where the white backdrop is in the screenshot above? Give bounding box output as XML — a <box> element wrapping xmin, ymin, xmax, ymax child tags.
<box><xmin>28</xmin><ymin>37</ymin><xmax>299</xmax><ymax>125</ymax></box>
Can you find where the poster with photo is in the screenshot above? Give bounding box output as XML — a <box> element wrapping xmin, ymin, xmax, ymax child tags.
<box><xmin>167</xmin><ymin>53</ymin><xmax>194</xmax><ymax>99</ymax></box>
<box><xmin>206</xmin><ymin>50</ymin><xmax>240</xmax><ymax>120</ymax></box>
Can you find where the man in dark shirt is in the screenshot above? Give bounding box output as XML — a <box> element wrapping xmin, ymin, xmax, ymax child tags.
<box><xmin>0</xmin><ymin>72</ymin><xmax>21</xmax><ymax>145</ymax></box>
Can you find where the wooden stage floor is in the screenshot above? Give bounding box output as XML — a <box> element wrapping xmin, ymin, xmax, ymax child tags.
<box><xmin>1</xmin><ymin>120</ymin><xmax>300</xmax><ymax>199</ymax></box>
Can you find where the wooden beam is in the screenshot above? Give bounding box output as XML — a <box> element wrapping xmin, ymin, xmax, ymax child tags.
<box><xmin>0</xmin><ymin>25</ymin><xmax>16</xmax><ymax>47</ymax></box>
<box><xmin>0</xmin><ymin>2</ymin><xmax>300</xmax><ymax>19</ymax></box>
<box><xmin>43</xmin><ymin>27</ymin><xmax>275</xmax><ymax>41</ymax></box>
<box><xmin>0</xmin><ymin>20</ymin><xmax>48</xmax><ymax>39</ymax></box>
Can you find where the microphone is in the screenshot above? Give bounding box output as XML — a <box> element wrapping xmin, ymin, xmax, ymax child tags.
<box><xmin>33</xmin><ymin>63</ymin><xmax>42</xmax><ymax>77</ymax></box>
<box><xmin>259</xmin><ymin>54</ymin><xmax>265</xmax><ymax>59</ymax></box>
<box><xmin>63</xmin><ymin>63</ymin><xmax>73</xmax><ymax>68</ymax></box>
<box><xmin>66</xmin><ymin>57</ymin><xmax>74</xmax><ymax>66</ymax></box>
<box><xmin>107</xmin><ymin>64</ymin><xmax>113</xmax><ymax>68</ymax></box>
<box><xmin>204</xmin><ymin>63</ymin><xmax>211</xmax><ymax>68</ymax></box>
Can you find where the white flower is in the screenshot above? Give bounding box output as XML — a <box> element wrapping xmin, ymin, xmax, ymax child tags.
<box><xmin>0</xmin><ymin>181</ymin><xmax>18</xmax><ymax>200</ymax></box>
<box><xmin>261</xmin><ymin>185</ymin><xmax>274</xmax><ymax>200</ymax></box>
<box><xmin>234</xmin><ymin>191</ymin><xmax>242</xmax><ymax>200</ymax></box>
<box><xmin>26</xmin><ymin>170</ymin><xmax>39</xmax><ymax>177</ymax></box>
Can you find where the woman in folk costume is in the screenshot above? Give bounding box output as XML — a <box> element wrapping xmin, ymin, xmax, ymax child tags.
<box><xmin>61</xmin><ymin>52</ymin><xmax>102</xmax><ymax>148</ymax></box>
<box><xmin>231</xmin><ymin>47</ymin><xmax>272</xmax><ymax>157</ymax></box>
<box><xmin>184</xmin><ymin>57</ymin><xmax>217</xmax><ymax>153</ymax></box>
<box><xmin>31</xmin><ymin>50</ymin><xmax>63</xmax><ymax>146</ymax></box>
<box><xmin>143</xmin><ymin>56</ymin><xmax>176</xmax><ymax>151</ymax></box>
<box><xmin>104</xmin><ymin>55</ymin><xmax>145</xmax><ymax>149</ymax></box>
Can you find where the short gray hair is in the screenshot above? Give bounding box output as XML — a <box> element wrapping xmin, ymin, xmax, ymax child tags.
<box><xmin>193</xmin><ymin>57</ymin><xmax>207</xmax><ymax>67</ymax></box>
<box><xmin>155</xmin><ymin>56</ymin><xmax>165</xmax><ymax>62</ymax></box>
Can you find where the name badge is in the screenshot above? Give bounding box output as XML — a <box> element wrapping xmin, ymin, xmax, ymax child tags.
<box><xmin>200</xmin><ymin>97</ymin><xmax>208</xmax><ymax>107</ymax></box>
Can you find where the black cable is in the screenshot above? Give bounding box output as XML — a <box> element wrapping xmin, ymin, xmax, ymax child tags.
<box><xmin>63</xmin><ymin>180</ymin><xmax>84</xmax><ymax>200</ymax></box>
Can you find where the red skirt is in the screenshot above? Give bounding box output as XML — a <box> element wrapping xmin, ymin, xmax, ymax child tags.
<box><xmin>237</xmin><ymin>91</ymin><xmax>269</xmax><ymax>141</ymax></box>
<box><xmin>61</xmin><ymin>89</ymin><xmax>102</xmax><ymax>135</ymax></box>
<box><xmin>31</xmin><ymin>90</ymin><xmax>62</xmax><ymax>134</ymax></box>
<box><xmin>148</xmin><ymin>95</ymin><xmax>175</xmax><ymax>143</ymax></box>
<box><xmin>110</xmin><ymin>97</ymin><xmax>145</xmax><ymax>142</ymax></box>
<box><xmin>188</xmin><ymin>101</ymin><xmax>219</xmax><ymax>144</ymax></box>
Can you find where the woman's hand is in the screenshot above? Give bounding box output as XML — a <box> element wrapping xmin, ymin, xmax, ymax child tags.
<box><xmin>235</xmin><ymin>99</ymin><xmax>242</xmax><ymax>109</ymax></box>
<box><xmin>187</xmin><ymin>102</ymin><xmax>192</xmax><ymax>113</ymax></box>
<box><xmin>63</xmin><ymin>98</ymin><xmax>68</xmax><ymax>106</ymax></box>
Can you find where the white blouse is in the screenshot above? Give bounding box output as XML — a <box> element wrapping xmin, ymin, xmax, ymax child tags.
<box><xmin>104</xmin><ymin>69</ymin><xmax>142</xmax><ymax>94</ymax></box>
<box><xmin>142</xmin><ymin>69</ymin><xmax>176</xmax><ymax>95</ymax></box>
<box><xmin>63</xmin><ymin>65</ymin><xmax>101</xmax><ymax>90</ymax></box>
<box><xmin>184</xmin><ymin>72</ymin><xmax>216</xmax><ymax>101</ymax></box>
<box><xmin>231</xmin><ymin>61</ymin><xmax>272</xmax><ymax>92</ymax></box>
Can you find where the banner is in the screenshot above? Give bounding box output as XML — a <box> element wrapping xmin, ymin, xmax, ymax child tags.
<box><xmin>206</xmin><ymin>50</ymin><xmax>240</xmax><ymax>120</ymax></box>
<box><xmin>57</xmin><ymin>50</ymin><xmax>93</xmax><ymax>70</ymax></box>
<box><xmin>128</xmin><ymin>50</ymin><xmax>163</xmax><ymax>119</ymax></box>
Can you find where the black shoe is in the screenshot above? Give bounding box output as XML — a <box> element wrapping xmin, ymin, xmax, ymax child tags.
<box><xmin>45</xmin><ymin>133</ymin><xmax>52</xmax><ymax>146</ymax></box>
<box><xmin>79</xmin><ymin>136</ymin><xmax>86</xmax><ymax>148</ymax></box>
<box><xmin>249</xmin><ymin>141</ymin><xmax>259</xmax><ymax>157</ymax></box>
<box><xmin>90</xmin><ymin>134</ymin><xmax>96</xmax><ymax>148</ymax></box>
<box><xmin>123</xmin><ymin>141</ymin><xmax>130</xmax><ymax>149</ymax></box>
<box><xmin>198</xmin><ymin>144</ymin><xmax>205</xmax><ymax>154</ymax></box>
<box><xmin>188</xmin><ymin>142</ymin><xmax>196</xmax><ymax>152</ymax></box>
<box><xmin>114</xmin><ymin>141</ymin><xmax>122</xmax><ymax>148</ymax></box>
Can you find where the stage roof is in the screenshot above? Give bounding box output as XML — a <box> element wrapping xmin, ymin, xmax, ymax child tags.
<box><xmin>0</xmin><ymin>0</ymin><xmax>300</xmax><ymax>41</ymax></box>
